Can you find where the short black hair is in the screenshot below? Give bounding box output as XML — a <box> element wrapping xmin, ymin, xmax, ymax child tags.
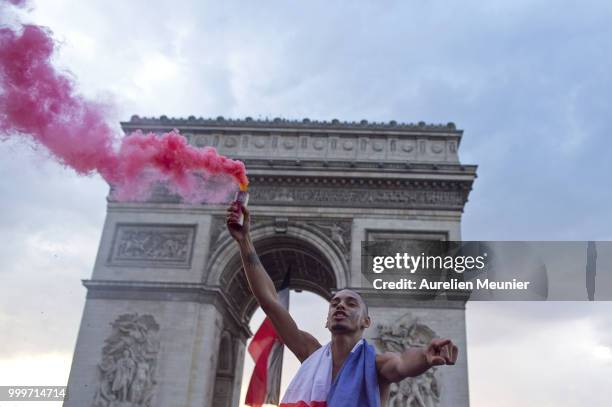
<box><xmin>331</xmin><ymin>288</ymin><xmax>369</xmax><ymax>316</ymax></box>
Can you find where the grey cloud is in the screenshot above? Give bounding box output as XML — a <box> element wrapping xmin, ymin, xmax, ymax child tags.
<box><xmin>0</xmin><ymin>143</ymin><xmax>106</xmax><ymax>356</ymax></box>
<box><xmin>1</xmin><ymin>1</ymin><xmax>612</xmax><ymax>404</ymax></box>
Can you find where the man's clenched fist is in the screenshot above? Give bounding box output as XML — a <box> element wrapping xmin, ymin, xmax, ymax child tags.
<box><xmin>424</xmin><ymin>338</ymin><xmax>458</xmax><ymax>366</ymax></box>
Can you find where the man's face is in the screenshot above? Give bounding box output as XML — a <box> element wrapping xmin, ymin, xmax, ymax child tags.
<box><xmin>326</xmin><ymin>289</ymin><xmax>370</xmax><ymax>333</ymax></box>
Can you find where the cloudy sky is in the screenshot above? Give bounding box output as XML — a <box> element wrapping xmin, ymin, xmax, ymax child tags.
<box><xmin>1</xmin><ymin>0</ymin><xmax>611</xmax><ymax>406</ymax></box>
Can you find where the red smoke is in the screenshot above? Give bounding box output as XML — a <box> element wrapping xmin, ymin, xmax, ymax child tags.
<box><xmin>0</xmin><ymin>11</ymin><xmax>248</xmax><ymax>203</ymax></box>
<box><xmin>0</xmin><ymin>25</ymin><xmax>119</xmax><ymax>180</ymax></box>
<box><xmin>113</xmin><ymin>130</ymin><xmax>248</xmax><ymax>202</ymax></box>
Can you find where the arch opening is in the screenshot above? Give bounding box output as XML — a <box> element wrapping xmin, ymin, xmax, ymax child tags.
<box><xmin>238</xmin><ymin>290</ymin><xmax>331</xmax><ymax>407</ymax></box>
<box><xmin>220</xmin><ymin>234</ymin><xmax>340</xmax><ymax>322</ymax></box>
<box><xmin>211</xmin><ymin>233</ymin><xmax>342</xmax><ymax>407</ymax></box>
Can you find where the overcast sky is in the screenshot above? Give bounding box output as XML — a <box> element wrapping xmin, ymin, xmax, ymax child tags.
<box><xmin>1</xmin><ymin>1</ymin><xmax>611</xmax><ymax>406</ymax></box>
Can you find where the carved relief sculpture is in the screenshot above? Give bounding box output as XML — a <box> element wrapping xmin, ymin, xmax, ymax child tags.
<box><xmin>311</xmin><ymin>222</ymin><xmax>348</xmax><ymax>251</ymax></box>
<box><xmin>93</xmin><ymin>314</ymin><xmax>161</xmax><ymax>407</ymax></box>
<box><xmin>109</xmin><ymin>224</ymin><xmax>196</xmax><ymax>268</ymax></box>
<box><xmin>376</xmin><ymin>315</ymin><xmax>440</xmax><ymax>407</ymax></box>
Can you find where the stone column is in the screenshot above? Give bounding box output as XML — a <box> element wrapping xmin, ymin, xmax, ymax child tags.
<box><xmin>63</xmin><ymin>205</ymin><xmax>249</xmax><ymax>407</ymax></box>
<box><xmin>361</xmin><ymin>295</ymin><xmax>470</xmax><ymax>407</ymax></box>
<box><xmin>211</xmin><ymin>327</ymin><xmax>248</xmax><ymax>407</ymax></box>
<box><xmin>64</xmin><ymin>294</ymin><xmax>228</xmax><ymax>407</ymax></box>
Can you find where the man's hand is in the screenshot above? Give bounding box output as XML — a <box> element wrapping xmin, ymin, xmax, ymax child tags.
<box><xmin>378</xmin><ymin>338</ymin><xmax>459</xmax><ymax>382</ymax></box>
<box><xmin>226</xmin><ymin>201</ymin><xmax>250</xmax><ymax>242</ymax></box>
<box><xmin>424</xmin><ymin>338</ymin><xmax>458</xmax><ymax>367</ymax></box>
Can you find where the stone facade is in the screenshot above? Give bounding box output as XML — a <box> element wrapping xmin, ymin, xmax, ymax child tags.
<box><xmin>65</xmin><ymin>117</ymin><xmax>476</xmax><ymax>407</ymax></box>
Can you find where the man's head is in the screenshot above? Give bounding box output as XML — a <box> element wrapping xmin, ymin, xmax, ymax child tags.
<box><xmin>326</xmin><ymin>289</ymin><xmax>371</xmax><ymax>334</ymax></box>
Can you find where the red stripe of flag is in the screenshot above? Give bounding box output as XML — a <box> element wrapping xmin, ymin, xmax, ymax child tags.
<box><xmin>245</xmin><ymin>317</ymin><xmax>280</xmax><ymax>406</ymax></box>
<box><xmin>245</xmin><ymin>270</ymin><xmax>291</xmax><ymax>407</ymax></box>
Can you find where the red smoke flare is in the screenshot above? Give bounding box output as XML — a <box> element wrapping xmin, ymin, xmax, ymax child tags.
<box><xmin>0</xmin><ymin>18</ymin><xmax>248</xmax><ymax>203</ymax></box>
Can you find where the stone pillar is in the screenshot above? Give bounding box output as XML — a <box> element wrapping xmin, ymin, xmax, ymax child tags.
<box><xmin>361</xmin><ymin>295</ymin><xmax>470</xmax><ymax>407</ymax></box>
<box><xmin>352</xmin><ymin>218</ymin><xmax>469</xmax><ymax>406</ymax></box>
<box><xmin>64</xmin><ymin>294</ymin><xmax>229</xmax><ymax>407</ymax></box>
<box><xmin>211</xmin><ymin>328</ymin><xmax>248</xmax><ymax>407</ymax></box>
<box><xmin>63</xmin><ymin>205</ymin><xmax>250</xmax><ymax>407</ymax></box>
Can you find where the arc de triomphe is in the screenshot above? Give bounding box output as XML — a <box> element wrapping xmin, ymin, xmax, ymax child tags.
<box><xmin>65</xmin><ymin>117</ymin><xmax>477</xmax><ymax>407</ymax></box>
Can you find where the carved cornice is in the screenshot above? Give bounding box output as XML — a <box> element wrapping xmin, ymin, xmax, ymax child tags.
<box><xmin>242</xmin><ymin>159</ymin><xmax>477</xmax><ymax>174</ymax></box>
<box><xmin>120</xmin><ymin>116</ymin><xmax>470</xmax><ymax>165</ymax></box>
<box><xmin>83</xmin><ymin>280</ymin><xmax>251</xmax><ymax>337</ymax></box>
<box><xmin>244</xmin><ymin>178</ymin><xmax>471</xmax><ymax>210</ymax></box>
<box><xmin>123</xmin><ymin>116</ymin><xmax>461</xmax><ymax>134</ymax></box>
<box><xmin>133</xmin><ymin>176</ymin><xmax>473</xmax><ymax>211</ymax></box>
<box><xmin>249</xmin><ymin>175</ymin><xmax>472</xmax><ymax>189</ymax></box>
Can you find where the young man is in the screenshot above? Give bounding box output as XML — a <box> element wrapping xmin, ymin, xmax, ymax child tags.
<box><xmin>227</xmin><ymin>202</ymin><xmax>458</xmax><ymax>407</ymax></box>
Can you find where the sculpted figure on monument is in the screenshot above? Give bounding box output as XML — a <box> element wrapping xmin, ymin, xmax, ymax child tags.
<box><xmin>390</xmin><ymin>369</ymin><xmax>439</xmax><ymax>407</ymax></box>
<box><xmin>119</xmin><ymin>232</ymin><xmax>150</xmax><ymax>257</ymax></box>
<box><xmin>130</xmin><ymin>362</ymin><xmax>152</xmax><ymax>405</ymax></box>
<box><xmin>93</xmin><ymin>314</ymin><xmax>160</xmax><ymax>407</ymax></box>
<box><xmin>112</xmin><ymin>350</ymin><xmax>136</xmax><ymax>401</ymax></box>
<box><xmin>116</xmin><ymin>229</ymin><xmax>189</xmax><ymax>261</ymax></box>
<box><xmin>314</xmin><ymin>222</ymin><xmax>348</xmax><ymax>251</ymax></box>
<box><xmin>377</xmin><ymin>316</ymin><xmax>441</xmax><ymax>407</ymax></box>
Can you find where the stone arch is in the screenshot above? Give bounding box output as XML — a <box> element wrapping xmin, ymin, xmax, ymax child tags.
<box><xmin>209</xmin><ymin>224</ymin><xmax>344</xmax><ymax>407</ymax></box>
<box><xmin>206</xmin><ymin>222</ymin><xmax>348</xmax><ymax>320</ymax></box>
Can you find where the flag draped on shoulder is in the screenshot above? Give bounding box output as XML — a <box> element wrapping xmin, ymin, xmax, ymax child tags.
<box><xmin>279</xmin><ymin>339</ymin><xmax>381</xmax><ymax>407</ymax></box>
<box><xmin>245</xmin><ymin>270</ymin><xmax>291</xmax><ymax>407</ymax></box>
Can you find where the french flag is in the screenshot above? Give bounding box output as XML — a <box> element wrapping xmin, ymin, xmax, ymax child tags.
<box><xmin>245</xmin><ymin>270</ymin><xmax>291</xmax><ymax>407</ymax></box>
<box><xmin>279</xmin><ymin>339</ymin><xmax>380</xmax><ymax>407</ymax></box>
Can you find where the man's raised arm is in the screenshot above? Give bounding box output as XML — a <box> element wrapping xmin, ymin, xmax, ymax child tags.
<box><xmin>377</xmin><ymin>338</ymin><xmax>458</xmax><ymax>383</ymax></box>
<box><xmin>226</xmin><ymin>201</ymin><xmax>321</xmax><ymax>362</ymax></box>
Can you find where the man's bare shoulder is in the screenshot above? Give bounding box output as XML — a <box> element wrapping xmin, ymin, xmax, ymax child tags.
<box><xmin>296</xmin><ymin>330</ymin><xmax>323</xmax><ymax>363</ymax></box>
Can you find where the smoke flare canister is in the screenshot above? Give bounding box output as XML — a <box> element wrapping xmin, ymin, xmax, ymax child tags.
<box><xmin>235</xmin><ymin>190</ymin><xmax>249</xmax><ymax>226</ymax></box>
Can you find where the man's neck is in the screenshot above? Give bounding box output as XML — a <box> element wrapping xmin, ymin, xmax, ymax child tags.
<box><xmin>330</xmin><ymin>331</ymin><xmax>363</xmax><ymax>371</ymax></box>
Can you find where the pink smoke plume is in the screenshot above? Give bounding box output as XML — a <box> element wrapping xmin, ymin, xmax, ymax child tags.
<box><xmin>0</xmin><ymin>13</ymin><xmax>248</xmax><ymax>203</ymax></box>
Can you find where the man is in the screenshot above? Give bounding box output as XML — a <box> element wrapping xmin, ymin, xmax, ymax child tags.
<box><xmin>227</xmin><ymin>202</ymin><xmax>458</xmax><ymax>406</ymax></box>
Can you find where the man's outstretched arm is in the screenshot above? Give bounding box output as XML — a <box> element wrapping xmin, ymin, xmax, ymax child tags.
<box><xmin>226</xmin><ymin>202</ymin><xmax>321</xmax><ymax>362</ymax></box>
<box><xmin>378</xmin><ymin>338</ymin><xmax>458</xmax><ymax>383</ymax></box>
